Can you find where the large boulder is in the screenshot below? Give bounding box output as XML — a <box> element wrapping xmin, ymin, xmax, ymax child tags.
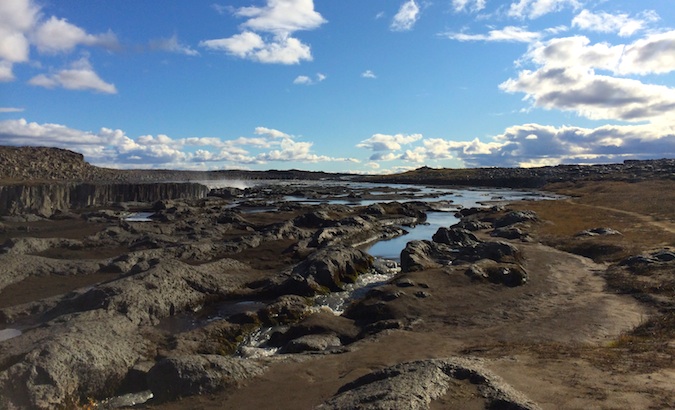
<box><xmin>432</xmin><ymin>227</ymin><xmax>480</xmax><ymax>248</ymax></box>
<box><xmin>285</xmin><ymin>245</ymin><xmax>374</xmax><ymax>294</ymax></box>
<box><xmin>494</xmin><ymin>210</ymin><xmax>538</xmax><ymax>228</ymax></box>
<box><xmin>400</xmin><ymin>240</ymin><xmax>446</xmax><ymax>273</ymax></box>
<box><xmin>458</xmin><ymin>241</ymin><xmax>522</xmax><ymax>263</ymax></box>
<box><xmin>465</xmin><ymin>259</ymin><xmax>528</xmax><ymax>287</ymax></box>
<box><xmin>0</xmin><ymin>312</ymin><xmax>145</xmax><ymax>409</ymax></box>
<box><xmin>317</xmin><ymin>358</ymin><xmax>541</xmax><ymax>410</ymax></box>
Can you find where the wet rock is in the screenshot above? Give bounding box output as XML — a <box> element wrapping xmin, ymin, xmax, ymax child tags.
<box><xmin>317</xmin><ymin>358</ymin><xmax>541</xmax><ymax>410</ymax></box>
<box><xmin>491</xmin><ymin>226</ymin><xmax>530</xmax><ymax>241</ymax></box>
<box><xmin>575</xmin><ymin>227</ymin><xmax>622</xmax><ymax>237</ymax></box>
<box><xmin>494</xmin><ymin>210</ymin><xmax>538</xmax><ymax>228</ymax></box>
<box><xmin>432</xmin><ymin>227</ymin><xmax>480</xmax><ymax>248</ymax></box>
<box><xmin>257</xmin><ymin>295</ymin><xmax>310</xmax><ymax>325</ymax></box>
<box><xmin>451</xmin><ymin>219</ymin><xmax>493</xmax><ymax>231</ymax></box>
<box><xmin>619</xmin><ymin>255</ymin><xmax>657</xmax><ymax>266</ymax></box>
<box><xmin>395</xmin><ymin>279</ymin><xmax>416</xmax><ymax>288</ymax></box>
<box><xmin>288</xmin><ymin>245</ymin><xmax>374</xmax><ymax>293</ymax></box>
<box><xmin>465</xmin><ymin>259</ymin><xmax>528</xmax><ymax>287</ymax></box>
<box><xmin>652</xmin><ymin>250</ymin><xmax>675</xmax><ymax>262</ymax></box>
<box><xmin>400</xmin><ymin>240</ymin><xmax>445</xmax><ymax>273</ymax></box>
<box><xmin>293</xmin><ymin>210</ymin><xmax>337</xmax><ymax>228</ymax></box>
<box><xmin>280</xmin><ymin>334</ymin><xmax>343</xmax><ymax>354</ymax></box>
<box><xmin>146</xmin><ymin>355</ymin><xmax>264</xmax><ymax>402</ymax></box>
<box><xmin>458</xmin><ymin>241</ymin><xmax>522</xmax><ymax>264</ymax></box>
<box><xmin>0</xmin><ymin>312</ymin><xmax>145</xmax><ymax>409</ymax></box>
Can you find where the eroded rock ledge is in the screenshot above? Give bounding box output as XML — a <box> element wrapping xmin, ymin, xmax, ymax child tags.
<box><xmin>0</xmin><ymin>183</ymin><xmax>210</xmax><ymax>217</ymax></box>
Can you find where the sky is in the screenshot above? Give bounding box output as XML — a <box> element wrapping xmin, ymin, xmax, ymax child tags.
<box><xmin>1</xmin><ymin>0</ymin><xmax>674</xmax><ymax>174</ymax></box>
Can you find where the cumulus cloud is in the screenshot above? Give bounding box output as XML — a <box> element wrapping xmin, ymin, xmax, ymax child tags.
<box><xmin>0</xmin><ymin>0</ymin><xmax>39</xmax><ymax>65</ymax></box>
<box><xmin>200</xmin><ymin>0</ymin><xmax>326</xmax><ymax>64</ymax></box>
<box><xmin>31</xmin><ymin>16</ymin><xmax>119</xmax><ymax>54</ymax></box>
<box><xmin>28</xmin><ymin>57</ymin><xmax>117</xmax><ymax>94</ymax></box>
<box><xmin>572</xmin><ymin>9</ymin><xmax>659</xmax><ymax>37</ymax></box>
<box><xmin>501</xmin><ymin>34</ymin><xmax>675</xmax><ymax>122</ymax></box>
<box><xmin>149</xmin><ymin>34</ymin><xmax>199</xmax><ymax>56</ymax></box>
<box><xmin>508</xmin><ymin>0</ymin><xmax>581</xmax><ymax>19</ymax></box>
<box><xmin>443</xmin><ymin>26</ymin><xmax>541</xmax><ymax>43</ymax></box>
<box><xmin>0</xmin><ymin>0</ymin><xmax>118</xmax><ymax>90</ymax></box>
<box><xmin>391</xmin><ymin>0</ymin><xmax>420</xmax><ymax>32</ymax></box>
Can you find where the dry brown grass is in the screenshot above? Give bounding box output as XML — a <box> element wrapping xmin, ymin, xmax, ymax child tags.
<box><xmin>511</xmin><ymin>180</ymin><xmax>675</xmax><ymax>263</ymax></box>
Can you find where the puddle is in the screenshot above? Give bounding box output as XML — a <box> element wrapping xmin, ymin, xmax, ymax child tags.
<box><xmin>366</xmin><ymin>211</ymin><xmax>459</xmax><ymax>260</ymax></box>
<box><xmin>0</xmin><ymin>328</ymin><xmax>22</xmax><ymax>342</ymax></box>
<box><xmin>156</xmin><ymin>300</ymin><xmax>267</xmax><ymax>334</ymax></box>
<box><xmin>123</xmin><ymin>212</ymin><xmax>155</xmax><ymax>222</ymax></box>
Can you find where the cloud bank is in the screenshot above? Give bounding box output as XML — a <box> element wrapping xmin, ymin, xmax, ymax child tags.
<box><xmin>0</xmin><ymin>119</ymin><xmax>356</xmax><ymax>169</ymax></box>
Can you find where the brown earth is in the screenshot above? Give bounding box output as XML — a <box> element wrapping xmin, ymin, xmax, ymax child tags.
<box><xmin>142</xmin><ymin>180</ymin><xmax>675</xmax><ymax>409</ymax></box>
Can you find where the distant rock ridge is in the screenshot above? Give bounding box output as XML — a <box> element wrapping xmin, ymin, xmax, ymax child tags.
<box><xmin>366</xmin><ymin>159</ymin><xmax>675</xmax><ymax>188</ymax></box>
<box><xmin>2</xmin><ymin>145</ymin><xmax>675</xmax><ymax>189</ymax></box>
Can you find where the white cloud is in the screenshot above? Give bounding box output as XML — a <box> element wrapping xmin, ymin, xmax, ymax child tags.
<box><xmin>0</xmin><ymin>0</ymin><xmax>39</xmax><ymax>80</ymax></box>
<box><xmin>201</xmin><ymin>0</ymin><xmax>325</xmax><ymax>64</ymax></box>
<box><xmin>0</xmin><ymin>107</ymin><xmax>24</xmax><ymax>113</ymax></box>
<box><xmin>452</xmin><ymin>0</ymin><xmax>487</xmax><ymax>13</ymax></box>
<box><xmin>0</xmin><ymin>119</ymin><xmax>354</xmax><ymax>168</ymax></box>
<box><xmin>361</xmin><ymin>70</ymin><xmax>377</xmax><ymax>79</ymax></box>
<box><xmin>508</xmin><ymin>0</ymin><xmax>581</xmax><ymax>20</ymax></box>
<box><xmin>293</xmin><ymin>72</ymin><xmax>326</xmax><ymax>85</ymax></box>
<box><xmin>620</xmin><ymin>30</ymin><xmax>675</xmax><ymax>75</ymax></box>
<box><xmin>572</xmin><ymin>9</ymin><xmax>659</xmax><ymax>37</ymax></box>
<box><xmin>31</xmin><ymin>16</ymin><xmax>118</xmax><ymax>54</ymax></box>
<box><xmin>501</xmin><ymin>66</ymin><xmax>675</xmax><ymax>122</ymax></box>
<box><xmin>0</xmin><ymin>61</ymin><xmax>14</xmax><ymax>81</ymax></box>
<box><xmin>444</xmin><ymin>26</ymin><xmax>541</xmax><ymax>43</ymax></box>
<box><xmin>201</xmin><ymin>32</ymin><xmax>311</xmax><ymax>64</ymax></box>
<box><xmin>391</xmin><ymin>0</ymin><xmax>420</xmax><ymax>32</ymax></box>
<box><xmin>254</xmin><ymin>126</ymin><xmax>292</xmax><ymax>139</ymax></box>
<box><xmin>462</xmin><ymin>122</ymin><xmax>675</xmax><ymax>167</ymax></box>
<box><xmin>0</xmin><ymin>0</ymin><xmax>119</xmax><ymax>89</ymax></box>
<box><xmin>0</xmin><ymin>0</ymin><xmax>39</xmax><ymax>65</ymax></box>
<box><xmin>500</xmin><ymin>33</ymin><xmax>675</xmax><ymax>123</ymax></box>
<box><xmin>354</xmin><ymin>123</ymin><xmax>675</xmax><ymax>168</ymax></box>
<box><xmin>357</xmin><ymin>133</ymin><xmax>423</xmax><ymax>152</ymax></box>
<box><xmin>149</xmin><ymin>34</ymin><xmax>199</xmax><ymax>56</ymax></box>
<box><xmin>236</xmin><ymin>0</ymin><xmax>326</xmax><ymax>34</ymax></box>
<box><xmin>28</xmin><ymin>57</ymin><xmax>117</xmax><ymax>94</ymax></box>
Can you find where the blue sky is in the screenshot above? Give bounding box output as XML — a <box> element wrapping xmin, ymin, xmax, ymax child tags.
<box><xmin>1</xmin><ymin>0</ymin><xmax>674</xmax><ymax>173</ymax></box>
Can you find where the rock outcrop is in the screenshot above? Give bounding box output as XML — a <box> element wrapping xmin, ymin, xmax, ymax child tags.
<box><xmin>318</xmin><ymin>358</ymin><xmax>541</xmax><ymax>410</ymax></box>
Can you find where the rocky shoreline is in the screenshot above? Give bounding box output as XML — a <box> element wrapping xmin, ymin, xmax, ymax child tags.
<box><xmin>1</xmin><ymin>147</ymin><xmax>674</xmax><ymax>409</ymax></box>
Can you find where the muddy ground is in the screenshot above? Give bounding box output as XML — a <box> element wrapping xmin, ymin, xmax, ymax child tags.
<box><xmin>1</xmin><ymin>179</ymin><xmax>674</xmax><ymax>409</ymax></box>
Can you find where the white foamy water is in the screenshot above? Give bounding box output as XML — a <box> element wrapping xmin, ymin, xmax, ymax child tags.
<box><xmin>0</xmin><ymin>328</ymin><xmax>22</xmax><ymax>342</ymax></box>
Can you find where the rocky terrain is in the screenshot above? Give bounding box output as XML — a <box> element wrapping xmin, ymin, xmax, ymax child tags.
<box><xmin>0</xmin><ymin>146</ymin><xmax>674</xmax><ymax>409</ymax></box>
